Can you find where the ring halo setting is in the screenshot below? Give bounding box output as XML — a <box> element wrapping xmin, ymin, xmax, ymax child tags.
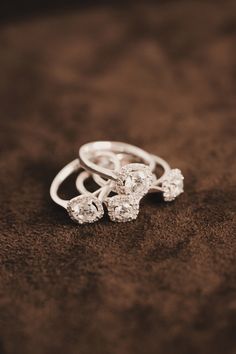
<box><xmin>115</xmin><ymin>163</ymin><xmax>154</xmax><ymax>197</ymax></box>
<box><xmin>67</xmin><ymin>195</ymin><xmax>104</xmax><ymax>224</ymax></box>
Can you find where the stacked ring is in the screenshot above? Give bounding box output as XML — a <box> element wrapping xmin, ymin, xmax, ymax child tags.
<box><xmin>50</xmin><ymin>141</ymin><xmax>184</xmax><ymax>224</ymax></box>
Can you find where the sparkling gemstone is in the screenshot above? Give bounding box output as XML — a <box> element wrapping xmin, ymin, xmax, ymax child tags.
<box><xmin>106</xmin><ymin>195</ymin><xmax>140</xmax><ymax>222</ymax></box>
<box><xmin>67</xmin><ymin>195</ymin><xmax>104</xmax><ymax>224</ymax></box>
<box><xmin>116</xmin><ymin>163</ymin><xmax>154</xmax><ymax>196</ymax></box>
<box><xmin>74</xmin><ymin>202</ymin><xmax>97</xmax><ymax>218</ymax></box>
<box><xmin>114</xmin><ymin>202</ymin><xmax>133</xmax><ymax>219</ymax></box>
<box><xmin>125</xmin><ymin>171</ymin><xmax>146</xmax><ymax>194</ymax></box>
<box><xmin>162</xmin><ymin>169</ymin><xmax>184</xmax><ymax>201</ymax></box>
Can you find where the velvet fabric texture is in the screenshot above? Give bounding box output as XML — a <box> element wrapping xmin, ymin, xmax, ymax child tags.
<box><xmin>0</xmin><ymin>1</ymin><xmax>236</xmax><ymax>354</ymax></box>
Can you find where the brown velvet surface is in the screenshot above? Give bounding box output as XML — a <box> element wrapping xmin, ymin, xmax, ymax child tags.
<box><xmin>0</xmin><ymin>1</ymin><xmax>236</xmax><ymax>354</ymax></box>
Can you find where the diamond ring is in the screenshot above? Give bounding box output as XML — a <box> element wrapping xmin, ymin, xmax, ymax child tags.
<box><xmin>92</xmin><ymin>155</ymin><xmax>184</xmax><ymax>202</ymax></box>
<box><xmin>79</xmin><ymin>141</ymin><xmax>164</xmax><ymax>200</ymax></box>
<box><xmin>50</xmin><ymin>141</ymin><xmax>184</xmax><ymax>224</ymax></box>
<box><xmin>79</xmin><ymin>141</ymin><xmax>156</xmax><ymax>180</ymax></box>
<box><xmin>76</xmin><ymin>149</ymin><xmax>184</xmax><ymax>222</ymax></box>
<box><xmin>76</xmin><ymin>169</ymin><xmax>141</xmax><ymax>222</ymax></box>
<box><xmin>79</xmin><ymin>141</ymin><xmax>184</xmax><ymax>203</ymax></box>
<box><xmin>49</xmin><ymin>151</ymin><xmax>121</xmax><ymax>224</ymax></box>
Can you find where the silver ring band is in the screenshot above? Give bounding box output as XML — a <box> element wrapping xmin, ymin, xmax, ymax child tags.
<box><xmin>50</xmin><ymin>159</ymin><xmax>80</xmax><ymax>209</ymax></box>
<box><xmin>79</xmin><ymin>141</ymin><xmax>156</xmax><ymax>180</ymax></box>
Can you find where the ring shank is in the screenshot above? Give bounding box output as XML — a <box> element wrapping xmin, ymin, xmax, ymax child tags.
<box><xmin>50</xmin><ymin>151</ymin><xmax>122</xmax><ymax>208</ymax></box>
<box><xmin>79</xmin><ymin>141</ymin><xmax>156</xmax><ymax>180</ymax></box>
<box><xmin>50</xmin><ymin>159</ymin><xmax>80</xmax><ymax>209</ymax></box>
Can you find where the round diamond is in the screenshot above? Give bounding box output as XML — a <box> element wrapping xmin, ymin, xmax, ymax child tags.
<box><xmin>67</xmin><ymin>195</ymin><xmax>104</xmax><ymax>224</ymax></box>
<box><xmin>105</xmin><ymin>195</ymin><xmax>140</xmax><ymax>222</ymax></box>
<box><xmin>162</xmin><ymin>169</ymin><xmax>184</xmax><ymax>201</ymax></box>
<box><xmin>125</xmin><ymin>171</ymin><xmax>146</xmax><ymax>194</ymax></box>
<box><xmin>115</xmin><ymin>163</ymin><xmax>154</xmax><ymax>197</ymax></box>
<box><xmin>114</xmin><ymin>202</ymin><xmax>133</xmax><ymax>219</ymax></box>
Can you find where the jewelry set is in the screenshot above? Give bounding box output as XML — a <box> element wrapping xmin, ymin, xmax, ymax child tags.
<box><xmin>50</xmin><ymin>141</ymin><xmax>184</xmax><ymax>224</ymax></box>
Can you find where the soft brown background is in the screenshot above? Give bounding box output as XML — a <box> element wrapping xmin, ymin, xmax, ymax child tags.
<box><xmin>0</xmin><ymin>1</ymin><xmax>236</xmax><ymax>354</ymax></box>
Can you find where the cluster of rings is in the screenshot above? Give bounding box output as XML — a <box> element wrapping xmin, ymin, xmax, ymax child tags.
<box><xmin>50</xmin><ymin>141</ymin><xmax>184</xmax><ymax>224</ymax></box>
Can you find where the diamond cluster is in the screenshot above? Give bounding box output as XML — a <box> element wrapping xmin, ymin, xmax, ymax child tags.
<box><xmin>105</xmin><ymin>195</ymin><xmax>140</xmax><ymax>222</ymax></box>
<box><xmin>115</xmin><ymin>163</ymin><xmax>154</xmax><ymax>197</ymax></box>
<box><xmin>66</xmin><ymin>165</ymin><xmax>184</xmax><ymax>224</ymax></box>
<box><xmin>67</xmin><ymin>195</ymin><xmax>104</xmax><ymax>224</ymax></box>
<box><xmin>162</xmin><ymin>169</ymin><xmax>184</xmax><ymax>202</ymax></box>
<box><xmin>103</xmin><ymin>163</ymin><xmax>154</xmax><ymax>222</ymax></box>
